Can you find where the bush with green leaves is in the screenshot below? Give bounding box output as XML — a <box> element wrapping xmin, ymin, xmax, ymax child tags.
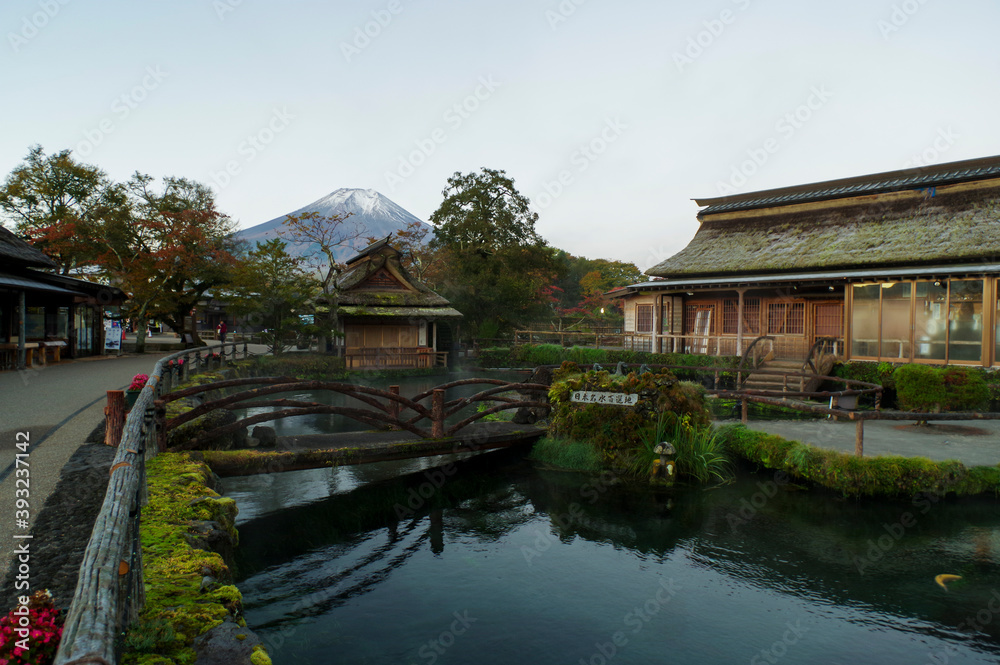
<box><xmin>716</xmin><ymin>423</ymin><xmax>1000</xmax><ymax>497</ymax></box>
<box><xmin>893</xmin><ymin>364</ymin><xmax>989</xmax><ymax>412</ymax></box>
<box><xmin>940</xmin><ymin>366</ymin><xmax>990</xmax><ymax>411</ymax></box>
<box><xmin>547</xmin><ymin>362</ymin><xmax>710</xmax><ymax>465</ymax></box>
<box><xmin>624</xmin><ymin>412</ymin><xmax>733</xmax><ymax>483</ymax></box>
<box><xmin>893</xmin><ymin>364</ymin><xmax>945</xmax><ymax>412</ymax></box>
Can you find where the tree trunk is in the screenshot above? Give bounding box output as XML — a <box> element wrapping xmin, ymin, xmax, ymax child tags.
<box><xmin>134</xmin><ymin>315</ymin><xmax>147</xmax><ymax>354</ymax></box>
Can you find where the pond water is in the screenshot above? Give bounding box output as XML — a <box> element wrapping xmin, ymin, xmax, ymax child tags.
<box><xmin>225</xmin><ymin>451</ymin><xmax>1000</xmax><ymax>664</ymax></box>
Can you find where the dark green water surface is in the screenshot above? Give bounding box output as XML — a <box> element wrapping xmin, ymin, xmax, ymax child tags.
<box><xmin>225</xmin><ymin>451</ymin><xmax>1000</xmax><ymax>664</ymax></box>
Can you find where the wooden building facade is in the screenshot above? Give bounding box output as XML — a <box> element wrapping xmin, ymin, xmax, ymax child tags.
<box><xmin>614</xmin><ymin>155</ymin><xmax>1000</xmax><ymax>368</ymax></box>
<box><xmin>0</xmin><ymin>226</ymin><xmax>126</xmax><ymax>369</ymax></box>
<box><xmin>331</xmin><ymin>237</ymin><xmax>462</xmax><ymax>369</ymax></box>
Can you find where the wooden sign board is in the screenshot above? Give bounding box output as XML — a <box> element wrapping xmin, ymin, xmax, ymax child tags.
<box><xmin>571</xmin><ymin>391</ymin><xmax>639</xmax><ymax>406</ymax></box>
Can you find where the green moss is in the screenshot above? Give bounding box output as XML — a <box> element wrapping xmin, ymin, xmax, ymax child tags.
<box><xmin>250</xmin><ymin>645</ymin><xmax>273</xmax><ymax>665</ymax></box>
<box><xmin>121</xmin><ymin>453</ymin><xmax>245</xmax><ymax>665</ymax></box>
<box><xmin>716</xmin><ymin>423</ymin><xmax>1000</xmax><ymax>497</ymax></box>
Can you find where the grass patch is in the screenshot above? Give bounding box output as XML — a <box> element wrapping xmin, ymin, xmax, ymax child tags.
<box><xmin>529</xmin><ymin>436</ymin><xmax>603</xmax><ymax>472</ymax></box>
<box><xmin>716</xmin><ymin>423</ymin><xmax>1000</xmax><ymax>498</ymax></box>
<box><xmin>623</xmin><ymin>413</ymin><xmax>734</xmax><ymax>483</ymax></box>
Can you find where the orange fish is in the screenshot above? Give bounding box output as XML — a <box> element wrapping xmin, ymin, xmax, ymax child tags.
<box><xmin>935</xmin><ymin>574</ymin><xmax>962</xmax><ymax>590</ymax></box>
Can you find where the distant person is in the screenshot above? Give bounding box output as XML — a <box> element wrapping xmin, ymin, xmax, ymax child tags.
<box><xmin>217</xmin><ymin>320</ymin><xmax>227</xmax><ymax>344</ymax></box>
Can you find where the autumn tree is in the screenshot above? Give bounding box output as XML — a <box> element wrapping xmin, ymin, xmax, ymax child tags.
<box><xmin>0</xmin><ymin>145</ymin><xmax>127</xmax><ymax>274</ymax></box>
<box><xmin>278</xmin><ymin>211</ymin><xmax>367</xmax><ymax>351</ymax></box>
<box><xmin>228</xmin><ymin>239</ymin><xmax>318</xmax><ymax>355</ymax></box>
<box><xmin>429</xmin><ymin>168</ymin><xmax>559</xmax><ymax>338</ymax></box>
<box><xmin>110</xmin><ymin>173</ymin><xmax>240</xmax><ymax>349</ymax></box>
<box><xmin>551</xmin><ymin>253</ymin><xmax>643</xmax><ymax>316</ymax></box>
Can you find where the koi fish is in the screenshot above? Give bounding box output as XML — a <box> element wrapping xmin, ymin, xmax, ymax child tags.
<box><xmin>935</xmin><ymin>574</ymin><xmax>962</xmax><ymax>590</ymax></box>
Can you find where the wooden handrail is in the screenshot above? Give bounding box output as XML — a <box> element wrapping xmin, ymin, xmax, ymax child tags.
<box><xmin>55</xmin><ymin>341</ymin><xmax>252</xmax><ymax>664</ymax></box>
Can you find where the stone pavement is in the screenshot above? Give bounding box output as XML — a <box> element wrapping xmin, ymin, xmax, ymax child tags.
<box><xmin>0</xmin><ymin>340</ymin><xmax>260</xmax><ymax>595</ymax></box>
<box><xmin>724</xmin><ymin>416</ymin><xmax>1000</xmax><ymax>468</ymax></box>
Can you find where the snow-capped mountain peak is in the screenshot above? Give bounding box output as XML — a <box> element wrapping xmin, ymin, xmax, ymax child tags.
<box><xmin>236</xmin><ymin>188</ymin><xmax>431</xmax><ymax>263</ymax></box>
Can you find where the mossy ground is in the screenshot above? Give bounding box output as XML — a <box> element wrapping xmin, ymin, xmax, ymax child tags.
<box><xmin>716</xmin><ymin>423</ymin><xmax>1000</xmax><ymax>498</ymax></box>
<box><xmin>121</xmin><ymin>453</ymin><xmax>270</xmax><ymax>665</ymax></box>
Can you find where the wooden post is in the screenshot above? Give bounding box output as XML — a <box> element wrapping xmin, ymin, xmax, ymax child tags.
<box><xmin>195</xmin><ymin>350</ymin><xmax>202</xmax><ymax>371</ymax></box>
<box><xmin>431</xmin><ymin>389</ymin><xmax>445</xmax><ymax>438</ymax></box>
<box><xmin>154</xmin><ymin>399</ymin><xmax>167</xmax><ymax>453</ymax></box>
<box><xmin>741</xmin><ymin>398</ymin><xmax>748</xmax><ymax>424</ymax></box>
<box><xmin>855</xmin><ymin>418</ymin><xmax>864</xmax><ymax>457</ymax></box>
<box><xmin>736</xmin><ymin>288</ymin><xmax>745</xmax><ymax>357</ymax></box>
<box><xmin>243</xmin><ymin>340</ymin><xmax>249</xmax><ymax>359</ymax></box>
<box><xmin>105</xmin><ymin>390</ymin><xmax>126</xmax><ymax>447</ymax></box>
<box><xmin>389</xmin><ymin>385</ymin><xmax>400</xmax><ymax>419</ymax></box>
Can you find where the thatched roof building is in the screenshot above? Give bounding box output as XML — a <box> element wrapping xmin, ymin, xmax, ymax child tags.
<box><xmin>615</xmin><ymin>155</ymin><xmax>1000</xmax><ymax>368</ymax></box>
<box><xmin>331</xmin><ymin>236</ymin><xmax>461</xmax><ymax>368</ymax></box>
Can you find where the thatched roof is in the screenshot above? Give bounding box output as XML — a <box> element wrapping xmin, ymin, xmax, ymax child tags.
<box><xmin>648</xmin><ymin>182</ymin><xmax>1000</xmax><ymax>278</ymax></box>
<box><xmin>336</xmin><ymin>238</ymin><xmax>456</xmax><ymax>311</ymax></box>
<box><xmin>0</xmin><ymin>225</ymin><xmax>57</xmax><ymax>269</ymax></box>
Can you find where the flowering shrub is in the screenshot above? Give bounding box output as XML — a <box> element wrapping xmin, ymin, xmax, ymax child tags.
<box><xmin>129</xmin><ymin>374</ymin><xmax>149</xmax><ymax>391</ymax></box>
<box><xmin>0</xmin><ymin>591</ymin><xmax>63</xmax><ymax>665</ymax></box>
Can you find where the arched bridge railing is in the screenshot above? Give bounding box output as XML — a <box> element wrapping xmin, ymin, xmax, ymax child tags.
<box><xmin>159</xmin><ymin>377</ymin><xmax>551</xmax><ymax>449</ymax></box>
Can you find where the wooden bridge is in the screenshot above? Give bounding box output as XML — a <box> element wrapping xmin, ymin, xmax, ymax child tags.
<box><xmin>55</xmin><ymin>346</ymin><xmax>550</xmax><ymax>665</ymax></box>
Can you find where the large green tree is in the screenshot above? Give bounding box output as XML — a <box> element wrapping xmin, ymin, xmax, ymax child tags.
<box><xmin>0</xmin><ymin>145</ymin><xmax>127</xmax><ymax>274</ymax></box>
<box><xmin>228</xmin><ymin>239</ymin><xmax>318</xmax><ymax>354</ymax></box>
<box><xmin>429</xmin><ymin>168</ymin><xmax>559</xmax><ymax>338</ymax></box>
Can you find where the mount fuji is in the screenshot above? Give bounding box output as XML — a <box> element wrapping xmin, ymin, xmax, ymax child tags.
<box><xmin>236</xmin><ymin>188</ymin><xmax>432</xmax><ymax>263</ymax></box>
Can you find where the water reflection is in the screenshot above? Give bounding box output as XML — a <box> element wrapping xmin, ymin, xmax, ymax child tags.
<box><xmin>230</xmin><ymin>452</ymin><xmax>1000</xmax><ymax>664</ymax></box>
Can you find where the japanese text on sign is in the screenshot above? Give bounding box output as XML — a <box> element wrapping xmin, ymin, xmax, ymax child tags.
<box><xmin>570</xmin><ymin>391</ymin><xmax>639</xmax><ymax>406</ymax></box>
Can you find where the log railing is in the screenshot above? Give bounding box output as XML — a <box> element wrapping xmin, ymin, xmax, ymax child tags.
<box><xmin>54</xmin><ymin>341</ymin><xmax>252</xmax><ymax>665</ymax></box>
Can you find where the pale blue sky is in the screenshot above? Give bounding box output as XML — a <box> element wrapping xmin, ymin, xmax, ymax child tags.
<box><xmin>2</xmin><ymin>0</ymin><xmax>998</xmax><ymax>270</ymax></box>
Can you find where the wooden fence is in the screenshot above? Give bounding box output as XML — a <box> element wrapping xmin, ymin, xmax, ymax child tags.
<box><xmin>54</xmin><ymin>342</ymin><xmax>252</xmax><ymax>665</ymax></box>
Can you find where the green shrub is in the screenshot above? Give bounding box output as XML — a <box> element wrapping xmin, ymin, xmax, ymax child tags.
<box><xmin>715</xmin><ymin>423</ymin><xmax>1000</xmax><ymax>497</ymax></box>
<box><xmin>548</xmin><ymin>366</ymin><xmax>710</xmax><ymax>465</ymax></box>
<box><xmin>941</xmin><ymin>366</ymin><xmax>990</xmax><ymax>411</ymax></box>
<box><xmin>482</xmin><ymin>344</ymin><xmax>740</xmax><ymax>388</ymax></box>
<box><xmin>626</xmin><ymin>413</ymin><xmax>733</xmax><ymax>483</ymax></box>
<box><xmin>477</xmin><ymin>347</ymin><xmax>515</xmax><ymax>367</ymax></box>
<box><xmin>893</xmin><ymin>364</ymin><xmax>946</xmax><ymax>412</ymax></box>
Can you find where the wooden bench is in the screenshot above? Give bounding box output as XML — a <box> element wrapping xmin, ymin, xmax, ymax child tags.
<box><xmin>42</xmin><ymin>340</ymin><xmax>68</xmax><ymax>363</ymax></box>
